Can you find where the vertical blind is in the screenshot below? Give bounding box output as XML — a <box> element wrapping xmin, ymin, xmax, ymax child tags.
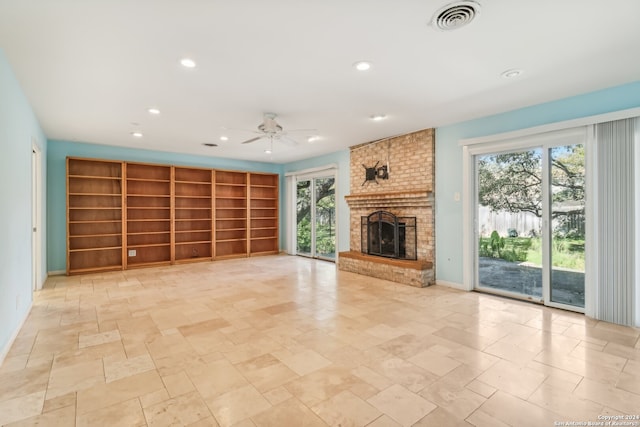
<box><xmin>595</xmin><ymin>118</ymin><xmax>637</xmax><ymax>325</ymax></box>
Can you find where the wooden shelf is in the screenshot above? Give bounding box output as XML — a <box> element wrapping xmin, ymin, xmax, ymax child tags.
<box><xmin>127</xmin><ymin>243</ymin><xmax>171</xmax><ymax>266</ymax></box>
<box><xmin>128</xmin><ymin>231</ymin><xmax>170</xmax><ymax>235</ymax></box>
<box><xmin>216</xmin><ymin>182</ymin><xmax>246</xmax><ymax>187</ymax></box>
<box><xmin>215</xmin><ymin>240</ymin><xmax>247</xmax><ymax>259</ymax></box>
<box><xmin>69</xmin><ymin>219</ymin><xmax>121</xmax><ymax>224</ymax></box>
<box><xmin>127</xmin><ymin>194</ymin><xmax>171</xmax><ymax>199</ymax></box>
<box><xmin>67</xmin><ymin>158</ymin><xmax>278</xmax><ymax>273</ymax></box>
<box><xmin>69</xmin><ymin>245</ymin><xmax>122</xmax><ymax>252</ymax></box>
<box><xmin>128</xmin><ymin>243</ymin><xmax>171</xmax><ymax>249</ymax></box>
<box><xmin>174</xmin><ymin>167</ymin><xmax>213</xmax><ymax>261</ymax></box>
<box><xmin>69</xmin><ymin>207</ymin><xmax>121</xmax><ymax>210</ymax></box>
<box><xmin>68</xmin><ymin>174</ymin><xmax>121</xmax><ymax>180</ymax></box>
<box><xmin>69</xmin><ymin>232</ymin><xmax>122</xmax><ymax>238</ymax></box>
<box><xmin>67</xmin><ymin>158</ymin><xmax>124</xmax><ymax>274</ymax></box>
<box><xmin>126</xmin><ymin>177</ymin><xmax>171</xmax><ymax>183</ymax></box>
<box><xmin>248</xmin><ymin>173</ymin><xmax>279</xmax><ymax>256</ymax></box>
<box><xmin>68</xmin><ymin>265</ymin><xmax>124</xmax><ymax>274</ymax></box>
<box><xmin>125</xmin><ymin>162</ymin><xmax>172</xmax><ymax>267</ymax></box>
<box><xmin>214</xmin><ymin>171</ymin><xmax>248</xmax><ymax>259</ymax></box>
<box><xmin>69</xmin><ymin>234</ymin><xmax>121</xmax><ymax>250</ymax></box>
<box><xmin>68</xmin><ymin>192</ymin><xmax>121</xmax><ymax>196</ymax></box>
<box><xmin>175</xmin><ymin>240</ymin><xmax>211</xmax><ymax>245</ymax></box>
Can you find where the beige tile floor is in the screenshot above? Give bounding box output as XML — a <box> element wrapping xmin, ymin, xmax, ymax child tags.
<box><xmin>1</xmin><ymin>255</ymin><xmax>640</xmax><ymax>426</ymax></box>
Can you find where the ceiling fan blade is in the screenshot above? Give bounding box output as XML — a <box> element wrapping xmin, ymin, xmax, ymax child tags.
<box><xmin>241</xmin><ymin>136</ymin><xmax>263</xmax><ymax>144</ymax></box>
<box><xmin>278</xmin><ymin>135</ymin><xmax>299</xmax><ymax>146</ymax></box>
<box><xmin>286</xmin><ymin>128</ymin><xmax>317</xmax><ymax>133</ymax></box>
<box><xmin>223</xmin><ymin>128</ymin><xmax>262</xmax><ymax>135</ymax></box>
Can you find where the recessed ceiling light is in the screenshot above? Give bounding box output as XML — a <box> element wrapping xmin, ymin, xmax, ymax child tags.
<box><xmin>307</xmin><ymin>136</ymin><xmax>321</xmax><ymax>143</ymax></box>
<box><xmin>220</xmin><ymin>136</ymin><xmax>229</xmax><ymax>141</ymax></box>
<box><xmin>354</xmin><ymin>61</ymin><xmax>371</xmax><ymax>71</ymax></box>
<box><xmin>131</xmin><ymin>132</ymin><xmax>143</xmax><ymax>138</ymax></box>
<box><xmin>264</xmin><ymin>148</ymin><xmax>272</xmax><ymax>154</ymax></box>
<box><xmin>148</xmin><ymin>108</ymin><xmax>160</xmax><ymax>115</ymax></box>
<box><xmin>180</xmin><ymin>58</ymin><xmax>196</xmax><ymax>68</ymax></box>
<box><xmin>370</xmin><ymin>114</ymin><xmax>387</xmax><ymax>121</ymax></box>
<box><xmin>501</xmin><ymin>69</ymin><xmax>523</xmax><ymax>79</ymax></box>
<box><xmin>203</xmin><ymin>143</ymin><xmax>218</xmax><ymax>147</ymax></box>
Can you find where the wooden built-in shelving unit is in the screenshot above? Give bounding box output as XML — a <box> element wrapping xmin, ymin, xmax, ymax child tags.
<box><xmin>125</xmin><ymin>163</ymin><xmax>172</xmax><ymax>268</ymax></box>
<box><xmin>249</xmin><ymin>173</ymin><xmax>279</xmax><ymax>255</ymax></box>
<box><xmin>66</xmin><ymin>157</ymin><xmax>279</xmax><ymax>275</ymax></box>
<box><xmin>214</xmin><ymin>170</ymin><xmax>248</xmax><ymax>259</ymax></box>
<box><xmin>67</xmin><ymin>158</ymin><xmax>124</xmax><ymax>274</ymax></box>
<box><xmin>174</xmin><ymin>167</ymin><xmax>213</xmax><ymax>262</ymax></box>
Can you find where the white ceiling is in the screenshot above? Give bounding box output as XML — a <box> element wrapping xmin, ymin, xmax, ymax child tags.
<box><xmin>1</xmin><ymin>0</ymin><xmax>639</xmax><ymax>163</ymax></box>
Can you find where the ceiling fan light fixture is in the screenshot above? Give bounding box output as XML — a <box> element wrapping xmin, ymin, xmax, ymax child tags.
<box><xmin>354</xmin><ymin>61</ymin><xmax>372</xmax><ymax>71</ymax></box>
<box><xmin>180</xmin><ymin>58</ymin><xmax>196</xmax><ymax>68</ymax></box>
<box><xmin>258</xmin><ymin>113</ymin><xmax>283</xmax><ymax>133</ymax></box>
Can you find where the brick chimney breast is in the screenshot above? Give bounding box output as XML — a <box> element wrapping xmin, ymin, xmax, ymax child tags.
<box><xmin>339</xmin><ymin>128</ymin><xmax>435</xmax><ymax>287</ymax></box>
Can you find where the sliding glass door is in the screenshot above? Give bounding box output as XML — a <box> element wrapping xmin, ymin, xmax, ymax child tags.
<box><xmin>475</xmin><ymin>139</ymin><xmax>586</xmax><ymax>311</ymax></box>
<box><xmin>549</xmin><ymin>144</ymin><xmax>585</xmax><ymax>307</ymax></box>
<box><xmin>296</xmin><ymin>180</ymin><xmax>313</xmax><ymax>257</ymax></box>
<box><xmin>477</xmin><ymin>148</ymin><xmax>544</xmax><ymax>300</ymax></box>
<box><xmin>296</xmin><ymin>176</ymin><xmax>335</xmax><ymax>261</ymax></box>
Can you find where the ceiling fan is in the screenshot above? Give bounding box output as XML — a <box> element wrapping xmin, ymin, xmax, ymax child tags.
<box><xmin>240</xmin><ymin>113</ymin><xmax>315</xmax><ymax>146</ymax></box>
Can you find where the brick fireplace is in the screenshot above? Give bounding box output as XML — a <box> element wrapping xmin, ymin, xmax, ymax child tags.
<box><xmin>338</xmin><ymin>128</ymin><xmax>435</xmax><ymax>287</ymax></box>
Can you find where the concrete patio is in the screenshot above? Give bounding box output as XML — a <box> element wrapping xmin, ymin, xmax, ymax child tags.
<box><xmin>478</xmin><ymin>257</ymin><xmax>585</xmax><ymax>307</ymax></box>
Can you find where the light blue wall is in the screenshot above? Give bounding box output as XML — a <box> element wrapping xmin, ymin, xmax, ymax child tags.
<box><xmin>0</xmin><ymin>50</ymin><xmax>47</xmax><ymax>358</ymax></box>
<box><xmin>47</xmin><ymin>140</ymin><xmax>283</xmax><ymax>272</ymax></box>
<box><xmin>435</xmin><ymin>80</ymin><xmax>640</xmax><ymax>284</ymax></box>
<box><xmin>283</xmin><ymin>150</ymin><xmax>350</xmax><ymax>253</ymax></box>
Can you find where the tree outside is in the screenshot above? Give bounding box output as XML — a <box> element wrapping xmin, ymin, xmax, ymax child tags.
<box><xmin>296</xmin><ymin>178</ymin><xmax>335</xmax><ymax>258</ymax></box>
<box><xmin>478</xmin><ymin>145</ymin><xmax>585</xmax><ymax>271</ymax></box>
<box><xmin>477</xmin><ymin>144</ymin><xmax>585</xmax><ymax>306</ymax></box>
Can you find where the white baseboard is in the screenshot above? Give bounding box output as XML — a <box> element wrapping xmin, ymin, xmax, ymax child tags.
<box><xmin>47</xmin><ymin>270</ymin><xmax>65</xmax><ymax>276</ymax></box>
<box><xmin>0</xmin><ymin>301</ymin><xmax>33</xmax><ymax>368</ymax></box>
<box><xmin>436</xmin><ymin>280</ymin><xmax>469</xmax><ymax>291</ymax></box>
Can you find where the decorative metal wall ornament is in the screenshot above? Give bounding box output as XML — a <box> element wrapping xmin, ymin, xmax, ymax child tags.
<box><xmin>362</xmin><ymin>161</ymin><xmax>389</xmax><ymax>186</ymax></box>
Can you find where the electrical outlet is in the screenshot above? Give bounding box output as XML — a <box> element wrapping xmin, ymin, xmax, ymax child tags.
<box><xmin>128</xmin><ymin>249</ymin><xmax>136</xmax><ymax>257</ymax></box>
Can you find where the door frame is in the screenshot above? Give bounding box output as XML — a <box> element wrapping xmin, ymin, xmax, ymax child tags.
<box><xmin>462</xmin><ymin>126</ymin><xmax>592</xmax><ymax>312</ymax></box>
<box><xmin>295</xmin><ymin>174</ymin><xmax>336</xmax><ymax>261</ymax></box>
<box><xmin>285</xmin><ymin>164</ymin><xmax>338</xmax><ymax>261</ymax></box>
<box><xmin>31</xmin><ymin>140</ymin><xmax>43</xmax><ymax>291</ymax></box>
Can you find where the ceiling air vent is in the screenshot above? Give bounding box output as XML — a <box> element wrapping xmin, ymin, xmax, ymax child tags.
<box><xmin>431</xmin><ymin>1</ymin><xmax>480</xmax><ymax>31</ymax></box>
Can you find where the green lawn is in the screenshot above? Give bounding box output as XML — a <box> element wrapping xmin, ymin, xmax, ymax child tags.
<box><xmin>479</xmin><ymin>236</ymin><xmax>584</xmax><ymax>271</ymax></box>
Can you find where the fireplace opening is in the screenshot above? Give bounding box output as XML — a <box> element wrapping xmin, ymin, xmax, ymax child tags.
<box><xmin>361</xmin><ymin>211</ymin><xmax>417</xmax><ymax>260</ymax></box>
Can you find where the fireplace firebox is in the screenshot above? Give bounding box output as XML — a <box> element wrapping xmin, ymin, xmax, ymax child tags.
<box><xmin>361</xmin><ymin>211</ymin><xmax>416</xmax><ymax>260</ymax></box>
